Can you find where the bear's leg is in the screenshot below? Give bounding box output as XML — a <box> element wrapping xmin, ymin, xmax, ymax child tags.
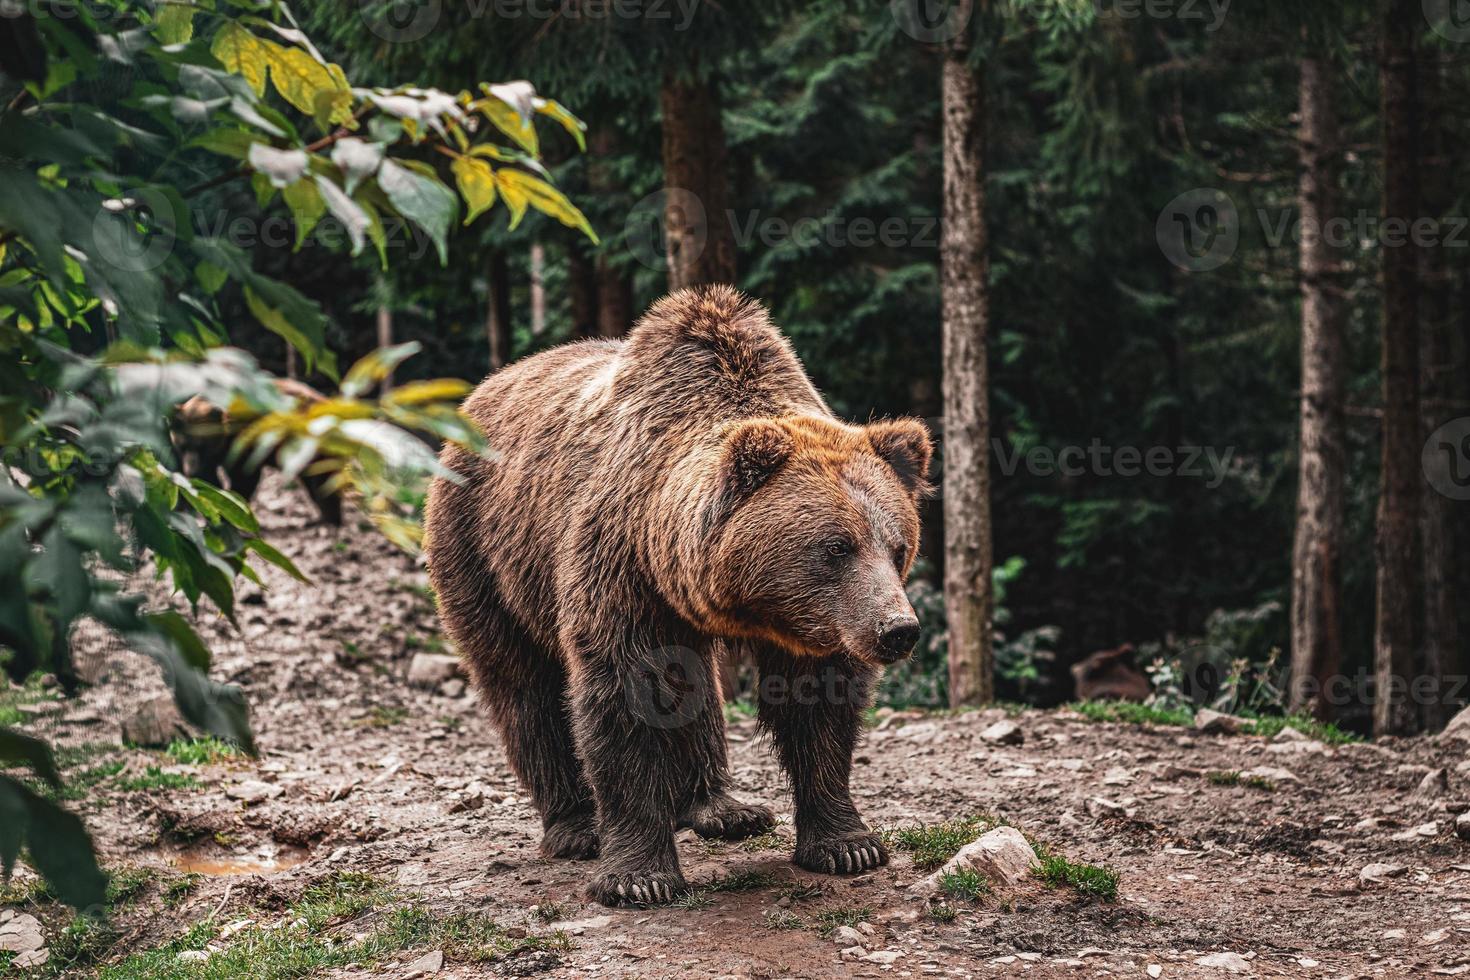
<box><xmin>754</xmin><ymin>646</ymin><xmax>888</xmax><ymax>875</ymax></box>
<box><xmin>675</xmin><ymin>643</ymin><xmax>775</xmax><ymax>841</ymax></box>
<box><xmin>441</xmin><ymin>575</ymin><xmax>597</xmax><ymax>859</ymax></box>
<box><xmin>571</xmin><ymin>637</ymin><xmax>734</xmax><ymax>906</ymax></box>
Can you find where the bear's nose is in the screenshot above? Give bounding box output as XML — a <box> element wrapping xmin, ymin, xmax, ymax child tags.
<box><xmin>876</xmin><ymin>616</ymin><xmax>921</xmax><ymax>662</ymax></box>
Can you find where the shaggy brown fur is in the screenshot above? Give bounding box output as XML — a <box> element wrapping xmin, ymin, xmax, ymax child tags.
<box><xmin>425</xmin><ymin>285</ymin><xmax>932</xmax><ymax>907</ymax></box>
<box><xmin>1071</xmin><ymin>644</ymin><xmax>1150</xmax><ymax>703</ymax></box>
<box><xmin>175</xmin><ymin>378</ymin><xmax>342</xmax><ymax>526</ymax></box>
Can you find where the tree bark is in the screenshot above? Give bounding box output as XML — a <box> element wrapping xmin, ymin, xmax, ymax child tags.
<box><xmin>1374</xmin><ymin>0</ymin><xmax>1421</xmax><ymax>737</ymax></box>
<box><xmin>941</xmin><ymin>24</ymin><xmax>994</xmax><ymax>708</ymax></box>
<box><xmin>595</xmin><ymin>256</ymin><xmax>634</xmax><ymax>338</ymax></box>
<box><xmin>568</xmin><ymin>243</ymin><xmax>598</xmax><ymax>339</ymax></box>
<box><xmin>1289</xmin><ymin>52</ymin><xmax>1345</xmax><ymax>721</ymax></box>
<box><xmin>376</xmin><ymin>304</ymin><xmax>394</xmax><ymax>393</ymax></box>
<box><xmin>529</xmin><ymin>242</ymin><xmax>546</xmax><ymax>337</ymax></box>
<box><xmin>1418</xmin><ymin>46</ymin><xmax>1457</xmax><ymax>730</ymax></box>
<box><xmin>660</xmin><ymin>65</ymin><xmax>736</xmax><ymax>290</ymax></box>
<box><xmin>486</xmin><ymin>250</ymin><xmax>512</xmax><ymax>372</ymax></box>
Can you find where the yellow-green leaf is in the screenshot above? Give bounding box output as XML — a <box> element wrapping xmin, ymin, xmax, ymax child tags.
<box><xmin>475</xmin><ymin>97</ymin><xmax>538</xmax><ymax>156</ymax></box>
<box><xmin>265</xmin><ymin>43</ymin><xmax>344</xmax><ymax>123</ymax></box>
<box><xmin>494</xmin><ymin>169</ymin><xmax>528</xmax><ymax>230</ymax></box>
<box><xmin>282</xmin><ymin>178</ymin><xmax>326</xmax><ymax>249</ymax></box>
<box><xmin>451</xmin><ymin>155</ymin><xmax>497</xmax><ymax>225</ymax></box>
<box><xmin>385</xmin><ymin>379</ymin><xmax>473</xmax><ymax>406</ymax></box>
<box><xmin>211</xmin><ymin>22</ymin><xmax>269</xmax><ymax>97</ymax></box>
<box><xmin>153</xmin><ymin>3</ymin><xmax>196</xmax><ymax>44</ymax></box>
<box><xmin>496</xmin><ymin>169</ymin><xmax>598</xmax><ymax>243</ymax></box>
<box><xmin>535</xmin><ymin>98</ymin><xmax>587</xmax><ymax>151</ymax></box>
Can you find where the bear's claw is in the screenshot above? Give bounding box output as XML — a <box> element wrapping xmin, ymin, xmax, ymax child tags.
<box><xmin>587</xmin><ymin>870</ymin><xmax>686</xmax><ymax>907</ymax></box>
<box><xmin>680</xmin><ymin>796</ymin><xmax>776</xmax><ymax>842</ymax></box>
<box><xmin>541</xmin><ymin>811</ymin><xmax>600</xmax><ymax>860</ymax></box>
<box><xmin>794</xmin><ymin>833</ymin><xmax>888</xmax><ymax>875</ymax></box>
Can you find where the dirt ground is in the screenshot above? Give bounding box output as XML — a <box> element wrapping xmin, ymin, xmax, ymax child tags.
<box><xmin>8</xmin><ymin>476</ymin><xmax>1470</xmax><ymax>979</ymax></box>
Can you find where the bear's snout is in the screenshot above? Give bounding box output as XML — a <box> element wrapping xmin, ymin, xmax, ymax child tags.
<box><xmin>875</xmin><ymin>614</ymin><xmax>921</xmax><ymax>663</ymax></box>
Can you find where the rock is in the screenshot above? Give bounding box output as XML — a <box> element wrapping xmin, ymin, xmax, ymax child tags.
<box><xmin>554</xmin><ymin>914</ymin><xmax>611</xmax><ymax>933</ymax></box>
<box><xmin>439</xmin><ymin>678</ymin><xmax>466</xmax><ymax>699</ymax></box>
<box><xmin>916</xmin><ymin>826</ymin><xmax>1037</xmax><ymax>894</ymax></box>
<box><xmin>1359</xmin><ymin>862</ymin><xmax>1406</xmax><ymax>884</ymax></box>
<box><xmin>831</xmin><ymin>926</ymin><xmax>865</xmax><ymax>946</ymax></box>
<box><xmin>1389</xmin><ymin>821</ymin><xmax>1438</xmax><ymax>841</ymax></box>
<box><xmin>1148</xmin><ymin>966</ymin><xmax>1163</xmax><ymax>979</ymax></box>
<box><xmin>1158</xmin><ymin>764</ymin><xmax>1203</xmax><ymax>781</ymax></box>
<box><xmin>1239</xmin><ymin>766</ymin><xmax>1299</xmax><ymax>784</ymax></box>
<box><xmin>1440</xmin><ymin>704</ymin><xmax>1470</xmax><ymax>742</ymax></box>
<box><xmin>979</xmin><ymin>720</ymin><xmax>1024</xmax><ymax>746</ymax></box>
<box><xmin>407</xmin><ymin>653</ymin><xmax>461</xmax><ymax>688</ymax></box>
<box><xmin>1412</xmin><ymin>768</ymin><xmax>1450</xmax><ymax>800</ymax></box>
<box><xmin>0</xmin><ymin>911</ymin><xmax>45</xmax><ymax>955</ymax></box>
<box><xmin>119</xmin><ymin>695</ymin><xmax>190</xmax><ymax>747</ymax></box>
<box><xmin>863</xmin><ymin>950</ymin><xmax>904</xmax><ymax>964</ymax></box>
<box><xmin>177</xmin><ymin>950</ymin><xmax>211</xmax><ymax>963</ymax></box>
<box><xmin>404</xmin><ymin>950</ymin><xmax>444</xmax><ymax>976</ymax></box>
<box><xmin>225</xmin><ymin>780</ymin><xmax>284</xmax><ymax>804</ymax></box>
<box><xmin>1272</xmin><ymin>726</ymin><xmax>1307</xmax><ymax>743</ymax></box>
<box><xmin>12</xmin><ymin>948</ymin><xmax>49</xmax><ymax>968</ymax></box>
<box><xmin>839</xmin><ymin>946</ymin><xmax>865</xmax><ymax>962</ymax></box>
<box><xmin>1194</xmin><ymin>951</ymin><xmax>1252</xmax><ymax>973</ymax></box>
<box><xmin>1456</xmin><ymin>811</ymin><xmax>1470</xmax><ymax>841</ymax></box>
<box><xmin>893</xmin><ymin>721</ymin><xmax>944</xmax><ymax>743</ymax></box>
<box><xmin>1194</xmin><ymin>709</ymin><xmax>1245</xmax><ymax>735</ymax></box>
<box><xmin>1102</xmin><ymin>767</ymin><xmax>1133</xmax><ymax>786</ymax></box>
<box><xmin>1085</xmin><ymin>796</ymin><xmax>1127</xmax><ymax>819</ymax></box>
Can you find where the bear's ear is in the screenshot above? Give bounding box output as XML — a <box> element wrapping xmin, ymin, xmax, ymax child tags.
<box><xmin>867</xmin><ymin>418</ymin><xmax>933</xmax><ymax>497</ymax></box>
<box><xmin>720</xmin><ymin>418</ymin><xmax>795</xmax><ymax>500</ymax></box>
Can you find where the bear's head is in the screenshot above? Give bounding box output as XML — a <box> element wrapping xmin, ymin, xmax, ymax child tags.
<box><xmin>703</xmin><ymin>414</ymin><xmax>933</xmax><ymax>666</ymax></box>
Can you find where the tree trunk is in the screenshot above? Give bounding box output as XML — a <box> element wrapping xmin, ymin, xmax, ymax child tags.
<box><xmin>1374</xmin><ymin>0</ymin><xmax>1421</xmax><ymax>737</ymax></box>
<box><xmin>595</xmin><ymin>256</ymin><xmax>634</xmax><ymax>338</ymax></box>
<box><xmin>529</xmin><ymin>242</ymin><xmax>546</xmax><ymax>337</ymax></box>
<box><xmin>660</xmin><ymin>65</ymin><xmax>736</xmax><ymax>290</ymax></box>
<box><xmin>1418</xmin><ymin>46</ymin><xmax>1457</xmax><ymax>730</ymax></box>
<box><xmin>376</xmin><ymin>304</ymin><xmax>394</xmax><ymax>393</ymax></box>
<box><xmin>486</xmin><ymin>250</ymin><xmax>512</xmax><ymax>372</ymax></box>
<box><xmin>941</xmin><ymin>30</ymin><xmax>994</xmax><ymax>708</ymax></box>
<box><xmin>1289</xmin><ymin>52</ymin><xmax>1345</xmax><ymax>721</ymax></box>
<box><xmin>568</xmin><ymin>243</ymin><xmax>598</xmax><ymax>339</ymax></box>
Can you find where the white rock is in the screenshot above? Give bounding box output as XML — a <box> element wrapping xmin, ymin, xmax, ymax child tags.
<box><xmin>1382</xmin><ymin>928</ymin><xmax>1406</xmax><ymax>940</ymax></box>
<box><xmin>1440</xmin><ymin>704</ymin><xmax>1470</xmax><ymax>742</ymax></box>
<box><xmin>177</xmin><ymin>950</ymin><xmax>211</xmax><ymax>963</ymax></box>
<box><xmin>839</xmin><ymin>945</ymin><xmax>865</xmax><ymax>961</ymax></box>
<box><xmin>1239</xmin><ymin>766</ymin><xmax>1299</xmax><ymax>784</ymax></box>
<box><xmin>1421</xmin><ymin>928</ymin><xmax>1451</xmax><ymax>946</ymax></box>
<box><xmin>1194</xmin><ymin>951</ymin><xmax>1252</xmax><ymax>973</ymax></box>
<box><xmin>1085</xmin><ymin>796</ymin><xmax>1127</xmax><ymax>819</ymax></box>
<box><xmin>1194</xmin><ymin>709</ymin><xmax>1244</xmax><ymax>735</ymax></box>
<box><xmin>1102</xmin><ymin>767</ymin><xmax>1134</xmax><ymax>786</ymax></box>
<box><xmin>831</xmin><ymin>926</ymin><xmax>865</xmax><ymax>946</ymax></box>
<box><xmin>225</xmin><ymin>780</ymin><xmax>284</xmax><ymax>804</ymax></box>
<box><xmin>1359</xmin><ymin>863</ymin><xmax>1406</xmax><ymax>884</ymax></box>
<box><xmin>1412</xmin><ymin>768</ymin><xmax>1450</xmax><ymax>800</ymax></box>
<box><xmin>863</xmin><ymin>950</ymin><xmax>904</xmax><ymax>964</ymax></box>
<box><xmin>407</xmin><ymin>653</ymin><xmax>462</xmax><ymax>688</ymax></box>
<box><xmin>1272</xmin><ymin>726</ymin><xmax>1307</xmax><ymax>742</ymax></box>
<box><xmin>1389</xmin><ymin>822</ymin><xmax>1438</xmax><ymax>841</ymax></box>
<box><xmin>13</xmin><ymin>948</ymin><xmax>49</xmax><ymax>968</ymax></box>
<box><xmin>1456</xmin><ymin>811</ymin><xmax>1470</xmax><ymax>841</ymax></box>
<box><xmin>0</xmin><ymin>911</ymin><xmax>46</xmax><ymax>953</ymax></box>
<box><xmin>555</xmin><ymin>914</ymin><xmax>611</xmax><ymax>933</ymax></box>
<box><xmin>980</xmin><ymin>720</ymin><xmax>1024</xmax><ymax>746</ymax></box>
<box><xmin>1297</xmin><ymin>958</ymin><xmax>1319</xmax><ymax>968</ymax></box>
<box><xmin>915</xmin><ymin>826</ymin><xmax>1038</xmax><ymax>894</ymax></box>
<box><xmin>404</xmin><ymin>949</ymin><xmax>444</xmax><ymax>975</ymax></box>
<box><xmin>439</xmin><ymin>678</ymin><xmax>466</xmax><ymax>699</ymax></box>
<box><xmin>1148</xmin><ymin>966</ymin><xmax>1164</xmax><ymax>978</ymax></box>
<box><xmin>894</xmin><ymin>721</ymin><xmax>944</xmax><ymax>743</ymax></box>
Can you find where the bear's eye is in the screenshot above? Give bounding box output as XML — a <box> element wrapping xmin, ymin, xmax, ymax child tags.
<box><xmin>893</xmin><ymin>544</ymin><xmax>908</xmax><ymax>567</ymax></box>
<box><xmin>823</xmin><ymin>539</ymin><xmax>852</xmax><ymax>562</ymax></box>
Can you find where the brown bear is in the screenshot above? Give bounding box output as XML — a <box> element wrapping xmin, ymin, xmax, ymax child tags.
<box><xmin>425</xmin><ymin>285</ymin><xmax>932</xmax><ymax>907</ymax></box>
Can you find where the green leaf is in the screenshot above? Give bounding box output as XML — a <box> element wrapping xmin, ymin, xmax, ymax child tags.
<box><xmin>153</xmin><ymin>3</ymin><xmax>197</xmax><ymax>45</ymax></box>
<box><xmin>281</xmin><ymin>177</ymin><xmax>326</xmax><ymax>248</ymax></box>
<box><xmin>190</xmin><ymin>127</ymin><xmax>256</xmax><ymax>159</ymax></box>
<box><xmin>0</xmin><ymin>729</ymin><xmax>62</xmax><ymax>788</ymax></box>
<box><xmin>451</xmin><ymin>155</ymin><xmax>497</xmax><ymax>225</ymax></box>
<box><xmin>264</xmin><ymin>42</ymin><xmax>351</xmax><ymax>127</ymax></box>
<box><xmin>0</xmin><ymin>775</ymin><xmax>108</xmax><ymax>912</ymax></box>
<box><xmin>189</xmin><ymin>481</ymin><xmax>259</xmax><ymax>532</ymax></box>
<box><xmin>211</xmin><ymin>22</ymin><xmax>270</xmax><ymax>97</ymax></box>
<box><xmin>342</xmin><ymin>342</ymin><xmax>422</xmax><ymax>397</ymax></box>
<box><xmin>143</xmin><ymin>610</ymin><xmax>210</xmax><ymax>672</ymax></box>
<box><xmin>243</xmin><ymin>286</ymin><xmax>322</xmax><ymax>376</ymax></box>
<box><xmin>535</xmin><ymin>98</ymin><xmax>587</xmax><ymax>151</ymax></box>
<box><xmin>243</xmin><ymin>537</ymin><xmax>308</xmax><ymax>584</ymax></box>
<box><xmin>194</xmin><ymin>260</ymin><xmax>227</xmax><ymax>294</ymax></box>
<box><xmin>377</xmin><ymin>159</ymin><xmax>456</xmax><ymax>264</ymax></box>
<box><xmin>329</xmin><ymin>137</ymin><xmax>383</xmax><ymax>195</ymax></box>
<box><xmin>314</xmin><ymin>174</ymin><xmax>368</xmax><ymax>256</ymax></box>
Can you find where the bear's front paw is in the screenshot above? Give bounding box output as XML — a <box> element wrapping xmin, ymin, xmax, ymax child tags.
<box><xmin>794</xmin><ymin>833</ymin><xmax>889</xmax><ymax>875</ymax></box>
<box><xmin>541</xmin><ymin>810</ymin><xmax>599</xmax><ymax>860</ymax></box>
<box><xmin>586</xmin><ymin>869</ymin><xmax>687</xmax><ymax>908</ymax></box>
<box><xmin>680</xmin><ymin>795</ymin><xmax>776</xmax><ymax>842</ymax></box>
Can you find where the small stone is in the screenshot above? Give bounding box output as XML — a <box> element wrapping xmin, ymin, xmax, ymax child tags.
<box><xmin>839</xmin><ymin>945</ymin><xmax>865</xmax><ymax>962</ymax></box>
<box><xmin>1194</xmin><ymin>709</ymin><xmax>1244</xmax><ymax>735</ymax></box>
<box><xmin>119</xmin><ymin>695</ymin><xmax>190</xmax><ymax>747</ymax></box>
<box><xmin>1193</xmin><ymin>951</ymin><xmax>1252</xmax><ymax>973</ymax></box>
<box><xmin>1455</xmin><ymin>811</ymin><xmax>1470</xmax><ymax>841</ymax></box>
<box><xmin>1297</xmin><ymin>959</ymin><xmax>1319</xmax><ymax>968</ymax></box>
<box><xmin>225</xmin><ymin>780</ymin><xmax>284</xmax><ymax>804</ymax></box>
<box><xmin>1421</xmin><ymin>928</ymin><xmax>1451</xmax><ymax>946</ymax></box>
<box><xmin>915</xmin><ymin>826</ymin><xmax>1037</xmax><ymax>894</ymax></box>
<box><xmin>831</xmin><ymin>926</ymin><xmax>865</xmax><ymax>946</ymax></box>
<box><xmin>407</xmin><ymin>653</ymin><xmax>462</xmax><ymax>688</ymax></box>
<box><xmin>177</xmin><ymin>950</ymin><xmax>211</xmax><ymax>963</ymax></box>
<box><xmin>863</xmin><ymin>950</ymin><xmax>904</xmax><ymax>964</ymax></box>
<box><xmin>439</xmin><ymin>678</ymin><xmax>466</xmax><ymax>699</ymax></box>
<box><xmin>1239</xmin><ymin>766</ymin><xmax>1299</xmax><ymax>784</ymax></box>
<box><xmin>1382</xmin><ymin>928</ymin><xmax>1406</xmax><ymax>940</ymax></box>
<box><xmin>556</xmin><ymin>914</ymin><xmax>611</xmax><ymax>933</ymax></box>
<box><xmin>979</xmin><ymin>720</ymin><xmax>1024</xmax><ymax>746</ymax></box>
<box><xmin>1272</xmin><ymin>726</ymin><xmax>1307</xmax><ymax>743</ymax></box>
<box><xmin>1412</xmin><ymin>768</ymin><xmax>1450</xmax><ymax>800</ymax></box>
<box><xmin>1148</xmin><ymin>966</ymin><xmax>1163</xmax><ymax>979</ymax></box>
<box><xmin>12</xmin><ymin>948</ymin><xmax>48</xmax><ymax>968</ymax></box>
<box><xmin>0</xmin><ymin>911</ymin><xmax>45</xmax><ymax>954</ymax></box>
<box><xmin>404</xmin><ymin>949</ymin><xmax>444</xmax><ymax>975</ymax></box>
<box><xmin>1085</xmin><ymin>796</ymin><xmax>1127</xmax><ymax>819</ymax></box>
<box><xmin>1158</xmin><ymin>764</ymin><xmax>1203</xmax><ymax>781</ymax></box>
<box><xmin>1359</xmin><ymin>862</ymin><xmax>1406</xmax><ymax>884</ymax></box>
<box><xmin>1389</xmin><ymin>822</ymin><xmax>1438</xmax><ymax>841</ymax></box>
<box><xmin>1439</xmin><ymin>704</ymin><xmax>1470</xmax><ymax>742</ymax></box>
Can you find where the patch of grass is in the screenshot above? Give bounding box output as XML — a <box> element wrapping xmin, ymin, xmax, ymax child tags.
<box><xmin>883</xmin><ymin>815</ymin><xmax>998</xmax><ymax>871</ymax></box>
<box><xmin>813</xmin><ymin>905</ymin><xmax>874</xmax><ymax>936</ymax></box>
<box><xmin>0</xmin><ymin>674</ymin><xmax>57</xmax><ymax>727</ymax></box>
<box><xmin>736</xmin><ymin>831</ymin><xmax>786</xmax><ymax>853</ymax></box>
<box><xmin>106</xmin><ymin>867</ymin><xmax>156</xmax><ymax>906</ymax></box>
<box><xmin>1031</xmin><ymin>844</ymin><xmax>1120</xmax><ymax>902</ymax></box>
<box><xmin>96</xmin><ymin>871</ymin><xmax>568</xmax><ymax>980</ymax></box>
<box><xmin>403</xmin><ymin>633</ymin><xmax>447</xmax><ymax>653</ymax></box>
<box><xmin>938</xmin><ymin>868</ymin><xmax>989</xmax><ymax>902</ymax></box>
<box><xmin>351</xmin><ymin>706</ymin><xmax>409</xmax><ymax>728</ymax></box>
<box><xmin>0</xmin><ymin>876</ymin><xmax>53</xmax><ymax>908</ymax></box>
<box><xmin>436</xmin><ymin>715</ymin><xmax>463</xmax><ymax>731</ymax></box>
<box><xmin>1206</xmin><ymin>770</ymin><xmax>1274</xmax><ymax>791</ymax></box>
<box><xmin>1242</xmin><ymin>713</ymin><xmax>1359</xmax><ymax>745</ymax></box>
<box><xmin>1068</xmin><ymin>700</ymin><xmax>1195</xmax><ymax>728</ymax></box>
<box><xmin>703</xmin><ymin>869</ymin><xmax>779</xmax><ymax>893</ymax></box>
<box><xmin>529</xmin><ymin>902</ymin><xmax>567</xmax><ymax>924</ymax></box>
<box><xmin>163</xmin><ymin>874</ymin><xmax>202</xmax><ymax>906</ymax></box>
<box><xmin>780</xmin><ymin>880</ymin><xmax>824</xmax><ymax>903</ymax></box>
<box><xmin>928</xmin><ymin>904</ymin><xmax>959</xmax><ymax>923</ymax></box>
<box><xmin>164</xmin><ymin>737</ymin><xmax>240</xmax><ymax>766</ymax></box>
<box><xmin>762</xmin><ymin>908</ymin><xmax>803</xmax><ymax>930</ymax></box>
<box><xmin>115</xmin><ymin>766</ymin><xmax>199</xmax><ymax>792</ymax></box>
<box><xmin>670</xmin><ymin>892</ymin><xmax>715</xmax><ymax>911</ymax></box>
<box><xmin>722</xmin><ymin>698</ymin><xmax>757</xmax><ymax>723</ymax></box>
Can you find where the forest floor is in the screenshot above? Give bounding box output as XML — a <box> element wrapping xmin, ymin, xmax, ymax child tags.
<box><xmin>5</xmin><ymin>477</ymin><xmax>1470</xmax><ymax>980</ymax></box>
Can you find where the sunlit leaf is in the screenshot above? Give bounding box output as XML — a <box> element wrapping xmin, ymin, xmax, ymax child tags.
<box><xmin>451</xmin><ymin>155</ymin><xmax>497</xmax><ymax>225</ymax></box>
<box><xmin>377</xmin><ymin>159</ymin><xmax>456</xmax><ymax>264</ymax></box>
